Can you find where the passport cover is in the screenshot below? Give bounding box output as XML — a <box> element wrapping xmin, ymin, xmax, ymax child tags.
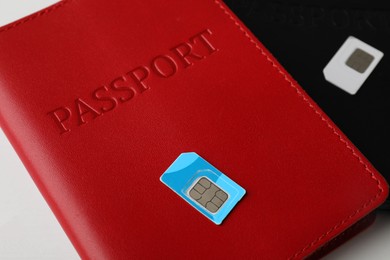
<box><xmin>224</xmin><ymin>0</ymin><xmax>390</xmax><ymax>208</ymax></box>
<box><xmin>0</xmin><ymin>0</ymin><xmax>388</xmax><ymax>259</ymax></box>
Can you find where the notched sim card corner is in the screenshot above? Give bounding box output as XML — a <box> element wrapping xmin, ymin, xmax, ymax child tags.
<box><xmin>160</xmin><ymin>152</ymin><xmax>245</xmax><ymax>225</ymax></box>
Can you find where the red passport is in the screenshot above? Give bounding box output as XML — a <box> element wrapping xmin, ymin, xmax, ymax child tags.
<box><xmin>0</xmin><ymin>0</ymin><xmax>387</xmax><ymax>259</ymax></box>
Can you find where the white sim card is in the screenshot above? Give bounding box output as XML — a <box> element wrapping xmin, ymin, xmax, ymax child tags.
<box><xmin>323</xmin><ymin>36</ymin><xmax>384</xmax><ymax>95</ymax></box>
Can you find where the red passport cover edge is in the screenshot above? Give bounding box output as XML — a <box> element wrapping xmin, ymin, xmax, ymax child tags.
<box><xmin>177</xmin><ymin>7</ymin><xmax>388</xmax><ymax>259</ymax></box>
<box><xmin>215</xmin><ymin>5</ymin><xmax>388</xmax><ymax>257</ymax></box>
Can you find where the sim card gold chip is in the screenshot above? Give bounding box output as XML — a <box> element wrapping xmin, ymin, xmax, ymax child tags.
<box><xmin>188</xmin><ymin>177</ymin><xmax>228</xmax><ymax>213</ymax></box>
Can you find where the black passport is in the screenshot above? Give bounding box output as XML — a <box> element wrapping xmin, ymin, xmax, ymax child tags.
<box><xmin>224</xmin><ymin>0</ymin><xmax>390</xmax><ymax>207</ymax></box>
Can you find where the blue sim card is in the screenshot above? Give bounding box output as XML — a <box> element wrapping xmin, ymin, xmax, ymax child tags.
<box><xmin>160</xmin><ymin>152</ymin><xmax>246</xmax><ymax>225</ymax></box>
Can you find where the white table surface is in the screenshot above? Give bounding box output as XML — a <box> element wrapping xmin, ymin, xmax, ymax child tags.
<box><xmin>0</xmin><ymin>1</ymin><xmax>389</xmax><ymax>259</ymax></box>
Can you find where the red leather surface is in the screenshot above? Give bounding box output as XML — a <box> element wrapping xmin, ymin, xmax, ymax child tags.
<box><xmin>0</xmin><ymin>0</ymin><xmax>387</xmax><ymax>259</ymax></box>
<box><xmin>307</xmin><ymin>212</ymin><xmax>376</xmax><ymax>259</ymax></box>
